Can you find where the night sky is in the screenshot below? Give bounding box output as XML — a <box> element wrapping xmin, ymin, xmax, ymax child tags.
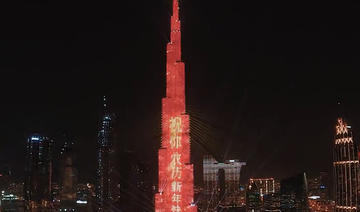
<box><xmin>1</xmin><ymin>0</ymin><xmax>360</xmax><ymax>184</ymax></box>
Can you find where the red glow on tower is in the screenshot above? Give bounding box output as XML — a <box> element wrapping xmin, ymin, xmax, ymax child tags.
<box><xmin>155</xmin><ymin>0</ymin><xmax>197</xmax><ymax>211</ymax></box>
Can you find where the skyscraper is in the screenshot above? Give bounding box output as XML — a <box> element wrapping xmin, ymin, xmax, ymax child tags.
<box><xmin>154</xmin><ymin>0</ymin><xmax>197</xmax><ymax>211</ymax></box>
<box><xmin>333</xmin><ymin>118</ymin><xmax>359</xmax><ymax>211</ymax></box>
<box><xmin>96</xmin><ymin>96</ymin><xmax>113</xmax><ymax>211</ymax></box>
<box><xmin>24</xmin><ymin>134</ymin><xmax>54</xmax><ymax>211</ymax></box>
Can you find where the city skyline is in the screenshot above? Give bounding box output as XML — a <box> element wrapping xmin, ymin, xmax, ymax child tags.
<box><xmin>1</xmin><ymin>0</ymin><xmax>360</xmax><ymax>193</ymax></box>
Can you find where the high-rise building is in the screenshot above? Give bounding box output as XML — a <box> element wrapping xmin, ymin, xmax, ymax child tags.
<box><xmin>202</xmin><ymin>155</ymin><xmax>246</xmax><ymax>211</ymax></box>
<box><xmin>24</xmin><ymin>134</ymin><xmax>54</xmax><ymax>211</ymax></box>
<box><xmin>333</xmin><ymin>118</ymin><xmax>359</xmax><ymax>211</ymax></box>
<box><xmin>154</xmin><ymin>1</ymin><xmax>197</xmax><ymax>211</ymax></box>
<box><xmin>248</xmin><ymin>178</ymin><xmax>275</xmax><ymax>198</ymax></box>
<box><xmin>96</xmin><ymin>96</ymin><xmax>113</xmax><ymax>211</ymax></box>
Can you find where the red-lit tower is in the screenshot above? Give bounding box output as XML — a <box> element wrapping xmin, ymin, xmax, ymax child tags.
<box><xmin>155</xmin><ymin>0</ymin><xmax>197</xmax><ymax>211</ymax></box>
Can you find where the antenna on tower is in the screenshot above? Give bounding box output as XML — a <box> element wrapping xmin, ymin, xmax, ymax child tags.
<box><xmin>336</xmin><ymin>97</ymin><xmax>345</xmax><ymax>119</ymax></box>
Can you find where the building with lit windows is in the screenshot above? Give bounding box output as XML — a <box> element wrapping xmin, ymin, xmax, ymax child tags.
<box><xmin>202</xmin><ymin>155</ymin><xmax>246</xmax><ymax>211</ymax></box>
<box><xmin>1</xmin><ymin>191</ymin><xmax>25</xmax><ymax>212</ymax></box>
<box><xmin>246</xmin><ymin>182</ymin><xmax>261</xmax><ymax>212</ymax></box>
<box><xmin>96</xmin><ymin>96</ymin><xmax>114</xmax><ymax>211</ymax></box>
<box><xmin>262</xmin><ymin>193</ymin><xmax>281</xmax><ymax>211</ymax></box>
<box><xmin>24</xmin><ymin>134</ymin><xmax>54</xmax><ymax>211</ymax></box>
<box><xmin>333</xmin><ymin>118</ymin><xmax>359</xmax><ymax>212</ymax></box>
<box><xmin>76</xmin><ymin>183</ymin><xmax>95</xmax><ymax>212</ymax></box>
<box><xmin>249</xmin><ymin>178</ymin><xmax>275</xmax><ymax>198</ymax></box>
<box><xmin>307</xmin><ymin>172</ymin><xmax>329</xmax><ymax>201</ymax></box>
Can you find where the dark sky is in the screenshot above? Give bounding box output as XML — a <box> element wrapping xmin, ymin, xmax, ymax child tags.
<box><xmin>1</xmin><ymin>0</ymin><xmax>360</xmax><ymax>183</ymax></box>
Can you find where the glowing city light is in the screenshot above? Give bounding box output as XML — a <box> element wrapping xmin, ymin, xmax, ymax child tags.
<box><xmin>31</xmin><ymin>136</ymin><xmax>40</xmax><ymax>141</ymax></box>
<box><xmin>308</xmin><ymin>196</ymin><xmax>320</xmax><ymax>200</ymax></box>
<box><xmin>76</xmin><ymin>200</ymin><xmax>88</xmax><ymax>204</ymax></box>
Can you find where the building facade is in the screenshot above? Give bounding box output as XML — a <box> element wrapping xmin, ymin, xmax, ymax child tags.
<box><xmin>96</xmin><ymin>96</ymin><xmax>114</xmax><ymax>211</ymax></box>
<box><xmin>24</xmin><ymin>134</ymin><xmax>54</xmax><ymax>211</ymax></box>
<box><xmin>154</xmin><ymin>1</ymin><xmax>197</xmax><ymax>211</ymax></box>
<box><xmin>307</xmin><ymin>172</ymin><xmax>329</xmax><ymax>201</ymax></box>
<box><xmin>59</xmin><ymin>155</ymin><xmax>78</xmax><ymax>211</ymax></box>
<box><xmin>246</xmin><ymin>182</ymin><xmax>261</xmax><ymax>212</ymax></box>
<box><xmin>249</xmin><ymin>178</ymin><xmax>275</xmax><ymax>198</ymax></box>
<box><xmin>333</xmin><ymin>118</ymin><xmax>359</xmax><ymax>211</ymax></box>
<box><xmin>202</xmin><ymin>155</ymin><xmax>246</xmax><ymax>211</ymax></box>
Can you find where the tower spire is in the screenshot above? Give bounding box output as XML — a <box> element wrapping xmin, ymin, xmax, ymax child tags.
<box><xmin>336</xmin><ymin>98</ymin><xmax>346</xmax><ymax>119</ymax></box>
<box><xmin>103</xmin><ymin>95</ymin><xmax>107</xmax><ymax>112</ymax></box>
<box><xmin>172</xmin><ymin>0</ymin><xmax>179</xmax><ymax>20</ymax></box>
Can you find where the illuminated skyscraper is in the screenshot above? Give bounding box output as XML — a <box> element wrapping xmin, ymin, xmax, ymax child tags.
<box><xmin>96</xmin><ymin>96</ymin><xmax>113</xmax><ymax>211</ymax></box>
<box><xmin>24</xmin><ymin>134</ymin><xmax>54</xmax><ymax>211</ymax></box>
<box><xmin>333</xmin><ymin>118</ymin><xmax>359</xmax><ymax>211</ymax></box>
<box><xmin>154</xmin><ymin>0</ymin><xmax>197</xmax><ymax>211</ymax></box>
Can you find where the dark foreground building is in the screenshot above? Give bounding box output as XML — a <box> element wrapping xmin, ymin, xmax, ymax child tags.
<box><xmin>280</xmin><ymin>172</ymin><xmax>309</xmax><ymax>211</ymax></box>
<box><xmin>246</xmin><ymin>182</ymin><xmax>261</xmax><ymax>212</ymax></box>
<box><xmin>24</xmin><ymin>134</ymin><xmax>54</xmax><ymax>211</ymax></box>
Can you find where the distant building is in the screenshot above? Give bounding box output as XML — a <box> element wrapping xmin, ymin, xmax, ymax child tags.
<box><xmin>262</xmin><ymin>193</ymin><xmax>281</xmax><ymax>212</ymax></box>
<box><xmin>1</xmin><ymin>190</ymin><xmax>25</xmax><ymax>212</ymax></box>
<box><xmin>279</xmin><ymin>193</ymin><xmax>296</xmax><ymax>211</ymax></box>
<box><xmin>76</xmin><ymin>183</ymin><xmax>95</xmax><ymax>212</ymax></box>
<box><xmin>96</xmin><ymin>96</ymin><xmax>114</xmax><ymax>211</ymax></box>
<box><xmin>246</xmin><ymin>182</ymin><xmax>261</xmax><ymax>212</ymax></box>
<box><xmin>239</xmin><ymin>185</ymin><xmax>246</xmax><ymax>206</ymax></box>
<box><xmin>51</xmin><ymin>183</ymin><xmax>61</xmax><ymax>205</ymax></box>
<box><xmin>307</xmin><ymin>172</ymin><xmax>329</xmax><ymax>201</ymax></box>
<box><xmin>333</xmin><ymin>118</ymin><xmax>359</xmax><ymax>211</ymax></box>
<box><xmin>249</xmin><ymin>178</ymin><xmax>275</xmax><ymax>198</ymax></box>
<box><xmin>203</xmin><ymin>155</ymin><xmax>246</xmax><ymax>211</ymax></box>
<box><xmin>280</xmin><ymin>172</ymin><xmax>309</xmax><ymax>211</ymax></box>
<box><xmin>24</xmin><ymin>134</ymin><xmax>54</xmax><ymax>211</ymax></box>
<box><xmin>308</xmin><ymin>199</ymin><xmax>335</xmax><ymax>212</ymax></box>
<box><xmin>59</xmin><ymin>156</ymin><xmax>77</xmax><ymax>211</ymax></box>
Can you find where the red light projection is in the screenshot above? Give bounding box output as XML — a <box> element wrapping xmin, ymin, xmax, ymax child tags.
<box><xmin>155</xmin><ymin>0</ymin><xmax>197</xmax><ymax>211</ymax></box>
